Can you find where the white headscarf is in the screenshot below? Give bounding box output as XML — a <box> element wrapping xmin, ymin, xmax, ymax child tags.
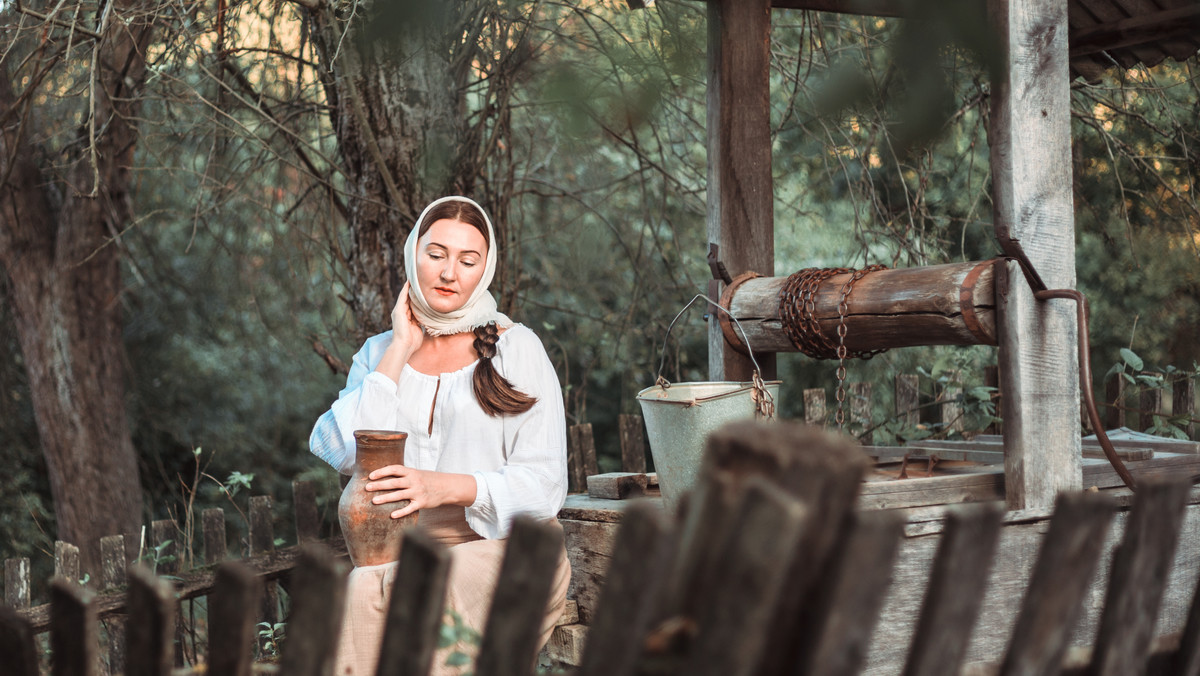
<box><xmin>404</xmin><ymin>196</ymin><xmax>512</xmax><ymax>336</ymax></box>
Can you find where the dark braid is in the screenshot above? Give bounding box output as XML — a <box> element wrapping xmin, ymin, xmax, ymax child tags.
<box><xmin>472</xmin><ymin>322</ymin><xmax>537</xmax><ymax>416</ymax></box>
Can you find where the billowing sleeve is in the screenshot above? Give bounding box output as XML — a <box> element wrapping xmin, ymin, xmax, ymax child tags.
<box><xmin>465</xmin><ymin>326</ymin><xmax>568</xmax><ymax>539</ymax></box>
<box><xmin>308</xmin><ymin>333</ymin><xmax>401</xmax><ymax>474</ymax></box>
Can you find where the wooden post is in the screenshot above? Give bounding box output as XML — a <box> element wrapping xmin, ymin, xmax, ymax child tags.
<box><xmin>568</xmin><ymin>424</ymin><xmax>599</xmax><ymax>492</ymax></box>
<box><xmin>248</xmin><ymin>497</ymin><xmax>280</xmax><ymax>635</ymax></box>
<box><xmin>100</xmin><ymin>535</ymin><xmax>128</xmax><ymax>675</ymax></box>
<box><xmin>6</xmin><ymin>558</ymin><xmax>30</xmax><ymax>608</ymax></box>
<box><xmin>849</xmin><ymin>382</ymin><xmax>872</xmax><ymax>441</ymax></box>
<box><xmin>50</xmin><ymin>577</ymin><xmax>97</xmax><ymax>676</ymax></box>
<box><xmin>998</xmin><ymin>492</ymin><xmax>1114</xmax><ymax>676</ymax></box>
<box><xmin>1106</xmin><ymin>374</ymin><xmax>1125</xmax><ymax>430</ymax></box>
<box><xmin>706</xmin><ymin>0</ymin><xmax>775</xmax><ymax>382</ymax></box>
<box><xmin>125</xmin><ymin>566</ymin><xmax>175</xmax><ymax>676</ymax></box>
<box><xmin>984</xmin><ymin>365</ymin><xmax>1002</xmax><ymax>435</ymax></box>
<box><xmin>293</xmin><ymin>480</ymin><xmax>321</xmax><ymax>544</ymax></box>
<box><xmin>895</xmin><ymin>374</ymin><xmax>920</xmax><ymax>428</ymax></box>
<box><xmin>576</xmin><ymin>503</ymin><xmax>672</xmax><ymax>676</ymax></box>
<box><xmin>989</xmin><ymin>0</ymin><xmax>1082</xmax><ymax>510</ymax></box>
<box><xmin>802</xmin><ymin>511</ymin><xmax>905</xmax><ymax>676</ymax></box>
<box><xmin>207</xmin><ymin>562</ymin><xmax>262</xmax><ymax>676</ymax></box>
<box><xmin>202</xmin><ymin>509</ymin><xmax>227</xmax><ymax>565</ymax></box>
<box><xmin>941</xmin><ymin>371</ymin><xmax>963</xmax><ymax>435</ymax></box>
<box><xmin>0</xmin><ymin>604</ymin><xmax>38</xmax><ymax>676</ymax></box>
<box><xmin>901</xmin><ymin>504</ymin><xmax>1004</xmax><ymax>676</ymax></box>
<box><xmin>683</xmin><ymin>479</ymin><xmax>810</xmax><ymax>676</ymax></box>
<box><xmin>375</xmin><ymin>530</ymin><xmax>451</xmax><ymax>676</ymax></box>
<box><xmin>1088</xmin><ymin>478</ymin><xmax>1191</xmax><ymax>675</ymax></box>
<box><xmin>1140</xmin><ymin>385</ymin><xmax>1162</xmax><ymax>433</ymax></box>
<box><xmin>475</xmin><ymin>517</ymin><xmax>564</xmax><ymax>676</ymax></box>
<box><xmin>618</xmin><ymin>414</ymin><xmax>647</xmax><ymax>474</ymax></box>
<box><xmin>149</xmin><ymin>520</ymin><xmax>182</xmax><ymax>669</ymax></box>
<box><xmin>276</xmin><ymin>546</ymin><xmax>346</xmax><ymax>676</ymax></box>
<box><xmin>55</xmin><ymin>541</ymin><xmax>81</xmax><ymax>585</ymax></box>
<box><xmin>1176</xmin><ymin>374</ymin><xmax>1196</xmax><ymax>439</ymax></box>
<box><xmin>804</xmin><ymin>389</ymin><xmax>827</xmax><ymax>427</ymax></box>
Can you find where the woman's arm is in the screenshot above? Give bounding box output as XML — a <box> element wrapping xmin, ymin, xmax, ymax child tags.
<box><xmin>308</xmin><ymin>334</ymin><xmax>402</xmax><ymax>474</ymax></box>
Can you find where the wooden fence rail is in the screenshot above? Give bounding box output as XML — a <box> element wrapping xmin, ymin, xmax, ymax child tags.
<box><xmin>3</xmin><ymin>419</ymin><xmax>1198</xmax><ymax>676</ymax></box>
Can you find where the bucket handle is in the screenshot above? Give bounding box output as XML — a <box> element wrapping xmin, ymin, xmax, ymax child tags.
<box><xmin>654</xmin><ymin>294</ymin><xmax>776</xmax><ymax>419</ymax></box>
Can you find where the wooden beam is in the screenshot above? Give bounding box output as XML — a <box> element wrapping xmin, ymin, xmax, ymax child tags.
<box><xmin>771</xmin><ymin>0</ymin><xmax>906</xmax><ymax>16</ymax></box>
<box><xmin>707</xmin><ymin>0</ymin><xmax>775</xmax><ymax>382</ymax></box>
<box><xmin>720</xmin><ymin>261</ymin><xmax>998</xmax><ymax>354</ymax></box>
<box><xmin>1069</xmin><ymin>5</ymin><xmax>1200</xmax><ymax>60</ymax></box>
<box><xmin>989</xmin><ymin>0</ymin><xmax>1082</xmax><ymax>511</ymax></box>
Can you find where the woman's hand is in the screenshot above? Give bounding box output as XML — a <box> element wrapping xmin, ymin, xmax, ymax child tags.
<box><xmin>375</xmin><ymin>283</ymin><xmax>423</xmax><ymax>382</ymax></box>
<box><xmin>391</xmin><ymin>282</ymin><xmax>424</xmax><ymax>357</ymax></box>
<box><xmin>365</xmin><ymin>465</ymin><xmax>478</xmax><ymax>519</ymax></box>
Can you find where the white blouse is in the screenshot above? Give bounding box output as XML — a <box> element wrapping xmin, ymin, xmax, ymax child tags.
<box><xmin>308</xmin><ymin>324</ymin><xmax>568</xmax><ymax>539</ymax></box>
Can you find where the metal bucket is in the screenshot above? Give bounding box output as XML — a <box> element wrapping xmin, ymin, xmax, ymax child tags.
<box><xmin>636</xmin><ymin>294</ymin><xmax>780</xmax><ymax>509</ymax></box>
<box><xmin>637</xmin><ymin>379</ymin><xmax>781</xmax><ymax>508</ymax></box>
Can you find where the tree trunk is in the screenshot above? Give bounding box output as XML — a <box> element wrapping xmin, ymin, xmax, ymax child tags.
<box><xmin>0</xmin><ymin>2</ymin><xmax>154</xmax><ymax>574</ymax></box>
<box><xmin>307</xmin><ymin>2</ymin><xmax>525</xmax><ymax>340</ymax></box>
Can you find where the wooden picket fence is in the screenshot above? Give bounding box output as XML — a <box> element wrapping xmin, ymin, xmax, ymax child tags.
<box><xmin>5</xmin><ymin>419</ymin><xmax>1200</xmax><ymax>675</ymax></box>
<box><xmin>1</xmin><ymin>481</ymin><xmax>336</xmax><ymax>674</ymax></box>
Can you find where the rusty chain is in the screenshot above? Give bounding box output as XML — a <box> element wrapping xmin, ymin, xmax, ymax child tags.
<box><xmin>780</xmin><ymin>264</ymin><xmax>888</xmax><ymax>429</ymax></box>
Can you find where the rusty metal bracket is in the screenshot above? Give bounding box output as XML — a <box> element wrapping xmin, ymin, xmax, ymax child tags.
<box><xmin>998</xmin><ymin>246</ymin><xmax>1138</xmax><ymax>491</ymax></box>
<box><xmin>706</xmin><ymin>243</ymin><xmax>734</xmax><ymax>320</ymax></box>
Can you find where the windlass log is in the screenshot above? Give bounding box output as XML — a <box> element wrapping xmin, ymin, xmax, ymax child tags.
<box><xmin>718</xmin><ymin>260</ymin><xmax>999</xmax><ymax>357</ymax></box>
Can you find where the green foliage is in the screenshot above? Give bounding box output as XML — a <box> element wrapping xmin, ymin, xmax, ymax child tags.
<box><xmin>439</xmin><ymin>609</ymin><xmax>482</xmax><ymax>674</ymax></box>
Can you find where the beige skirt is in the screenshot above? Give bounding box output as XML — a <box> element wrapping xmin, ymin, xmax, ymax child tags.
<box><xmin>334</xmin><ymin>506</ymin><xmax>571</xmax><ymax>676</ymax></box>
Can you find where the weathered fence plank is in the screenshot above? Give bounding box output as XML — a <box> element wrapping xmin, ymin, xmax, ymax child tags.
<box><xmin>100</xmin><ymin>535</ymin><xmax>128</xmax><ymax>675</ymax></box>
<box><xmin>124</xmin><ymin>566</ymin><xmax>175</xmax><ymax>676</ymax></box>
<box><xmin>1106</xmin><ymin>375</ymin><xmax>1125</xmax><ymax>431</ymax></box>
<box><xmin>941</xmin><ymin>371</ymin><xmax>963</xmax><ymax>434</ymax></box>
<box><xmin>576</xmin><ymin>503</ymin><xmax>672</xmax><ymax>676</ymax></box>
<box><xmin>850</xmin><ymin>381</ymin><xmax>873</xmax><ymax>440</ymax></box>
<box><xmin>0</xmin><ymin>603</ymin><xmax>38</xmax><ymax>676</ymax></box>
<box><xmin>998</xmin><ymin>492</ymin><xmax>1116</xmax><ymax>676</ymax></box>
<box><xmin>569</xmin><ymin>423</ymin><xmax>600</xmax><ymax>493</ymax></box>
<box><xmin>207</xmin><ymin>562</ymin><xmax>261</xmax><ymax>676</ymax></box>
<box><xmin>55</xmin><ymin>541</ymin><xmax>80</xmax><ymax>586</ymax></box>
<box><xmin>293</xmin><ymin>480</ymin><xmax>321</xmax><ymax>544</ymax></box>
<box><xmin>475</xmin><ymin>517</ymin><xmax>565</xmax><ymax>676</ymax></box>
<box><xmin>805</xmin><ymin>510</ymin><xmax>905</xmax><ymax>676</ymax></box>
<box><xmin>1177</xmin><ymin>375</ymin><xmax>1197</xmax><ymax>440</ymax></box>
<box><xmin>6</xmin><ymin>557</ymin><xmax>30</xmax><ymax>608</ymax></box>
<box><xmin>1088</xmin><ymin>477</ymin><xmax>1191</xmax><ymax>676</ymax></box>
<box><xmin>276</xmin><ymin>545</ymin><xmax>346</xmax><ymax>676</ymax></box>
<box><xmin>618</xmin><ymin>414</ymin><xmax>648</xmax><ymax>474</ymax></box>
<box><xmin>1142</xmin><ymin>386</ymin><xmax>1163</xmax><ymax>434</ymax></box>
<box><xmin>684</xmin><ymin>479</ymin><xmax>810</xmax><ymax>676</ymax></box>
<box><xmin>203</xmin><ymin>508</ymin><xmax>227</xmax><ymax>565</ymax></box>
<box><xmin>805</xmin><ymin>388</ymin><xmax>827</xmax><ymax>427</ymax></box>
<box><xmin>896</xmin><ymin>374</ymin><xmax>920</xmax><ymax>427</ymax></box>
<box><xmin>374</xmin><ymin>529</ymin><xmax>451</xmax><ymax>676</ymax></box>
<box><xmin>249</xmin><ymin>496</ymin><xmax>280</xmax><ymax>633</ymax></box>
<box><xmin>51</xmin><ymin>577</ymin><xmax>96</xmax><ymax>676</ymax></box>
<box><xmin>985</xmin><ymin>365</ymin><xmax>1002</xmax><ymax>435</ymax></box>
<box><xmin>901</xmin><ymin>504</ymin><xmax>1004</xmax><ymax>676</ymax></box>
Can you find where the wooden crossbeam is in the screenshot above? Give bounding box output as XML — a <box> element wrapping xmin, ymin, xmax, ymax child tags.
<box><xmin>1069</xmin><ymin>5</ymin><xmax>1200</xmax><ymax>60</ymax></box>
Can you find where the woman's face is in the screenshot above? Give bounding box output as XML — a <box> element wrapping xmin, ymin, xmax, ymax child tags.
<box><xmin>415</xmin><ymin>218</ymin><xmax>489</xmax><ymax>313</ymax></box>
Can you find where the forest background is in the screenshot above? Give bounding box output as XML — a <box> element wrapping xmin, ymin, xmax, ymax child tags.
<box><xmin>0</xmin><ymin>0</ymin><xmax>1197</xmax><ymax>591</ymax></box>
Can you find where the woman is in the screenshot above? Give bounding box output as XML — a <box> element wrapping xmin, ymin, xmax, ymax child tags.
<box><xmin>308</xmin><ymin>196</ymin><xmax>570</xmax><ymax>676</ymax></box>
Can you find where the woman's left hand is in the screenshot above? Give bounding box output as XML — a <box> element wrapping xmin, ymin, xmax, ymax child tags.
<box><xmin>365</xmin><ymin>465</ymin><xmax>477</xmax><ymax>519</ymax></box>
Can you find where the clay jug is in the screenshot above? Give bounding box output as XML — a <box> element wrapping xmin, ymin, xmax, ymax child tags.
<box><xmin>338</xmin><ymin>430</ymin><xmax>418</xmax><ymax>567</ymax></box>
